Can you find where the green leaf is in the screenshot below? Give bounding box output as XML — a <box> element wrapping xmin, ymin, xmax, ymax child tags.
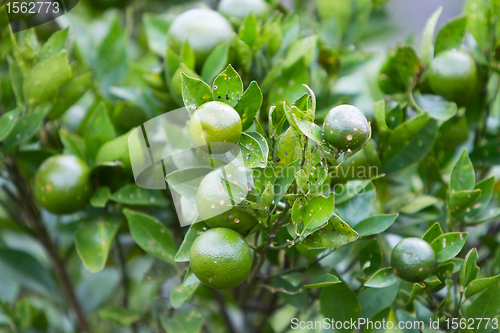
<box><xmin>433</xmin><ymin>261</ymin><xmax>455</xmax><ymax>284</ymax></box>
<box><xmin>283</xmin><ymin>35</ymin><xmax>318</xmax><ymax>68</ymax></box>
<box><xmin>2</xmin><ymin>108</ymin><xmax>47</xmax><ymax>152</ymax></box>
<box><xmin>161</xmin><ymin>310</ymin><xmax>204</xmax><ymax>333</ymax></box>
<box><xmin>0</xmin><ymin>109</ymin><xmax>19</xmax><ymax>141</ymax></box>
<box><xmin>59</xmin><ymin>130</ymin><xmax>86</xmax><ymax>161</ymax></box>
<box><xmin>354</xmin><ymin>214</ymin><xmax>398</xmax><ymax>237</ymax></box>
<box><xmin>181</xmin><ymin>40</ymin><xmax>196</xmax><ymax>70</ymax></box>
<box><xmin>234</xmin><ymin>36</ymin><xmax>253</xmax><ymax>72</ymax></box>
<box><xmin>364</xmin><ymin>268</ymin><xmax>399</xmax><ymax>288</ymax></box>
<box><xmin>304</xmin><ymin>274</ymin><xmax>341</xmax><ymax>288</ymax></box>
<box><xmin>239</xmin><ymin>13</ymin><xmax>259</xmax><ymax>47</ymax></box>
<box><xmin>170</xmin><ymin>282</ymin><xmax>199</xmax><ymax>309</ymax></box>
<box><xmin>90</xmin><ymin>187</ymin><xmax>111</xmax><ymax>208</ymax></box>
<box><xmin>460</xmin><ymin>248</ymin><xmax>480</xmax><ymax>288</ymax></box>
<box><xmin>467</xmin><ymin>282</ymin><xmax>500</xmax><ymax>332</ymax></box>
<box><xmin>85</xmin><ymin>103</ymin><xmax>116</xmax><ymax>162</ymax></box>
<box><xmin>378</xmin><ymin>45</ymin><xmax>423</xmax><ymax>94</ymax></box>
<box><xmin>246</xmin><ymin>131</ymin><xmax>269</xmax><ymax>162</ymax></box>
<box><xmin>320</xmin><ymin>279</ymin><xmax>362</xmax><ymax>332</ymax></box>
<box><xmin>335</xmin><ymin>179</ymin><xmax>375</xmax><ymax>205</ymax></box>
<box><xmin>400</xmin><ymin>195</ymin><xmax>440</xmax><ymax>214</ymax></box>
<box><xmin>373</xmin><ymin>100</ymin><xmax>390</xmax><ymax>134</ymax></box>
<box><xmin>421</xmin><ymin>6</ymin><xmax>443</xmax><ymax>67</ymax></box>
<box><xmin>450</xmin><ymin>149</ymin><xmax>475</xmax><ymax>195</ymax></box>
<box><xmin>360</xmin><ymin>239</ymin><xmax>383</xmax><ymax>275</ymax></box>
<box><xmin>201</xmin><ymin>42</ymin><xmax>230</xmax><ymax>83</ymax></box>
<box><xmin>381</xmin><ymin>113</ymin><xmax>438</xmax><ymax>173</ymax></box>
<box><xmin>358</xmin><ymin>280</ymin><xmax>402</xmax><ymax>319</ymax></box>
<box><xmin>269</xmin><ymin>60</ymin><xmax>309</xmax><ymax>104</ymax></box>
<box><xmin>448</xmin><ymin>189</ymin><xmax>482</xmax><ymax>219</ymax></box>
<box><xmin>301</xmin><ymin>214</ymin><xmax>359</xmax><ymax>249</ymax></box>
<box><xmin>124</xmin><ymin>209</ymin><xmax>177</xmax><ymax>264</ymax></box>
<box><xmin>95</xmin><ymin>131</ymin><xmax>131</xmax><ymax>168</ymax></box>
<box><xmin>74</xmin><ymin>216</ymin><xmax>121</xmax><ymax>273</ymax></box>
<box><xmin>262</xmin><ymin>22</ymin><xmax>282</xmax><ymax>57</ymax></box>
<box><xmin>0</xmin><ymin>249</ymin><xmax>54</xmax><ymax>295</ymax></box>
<box><xmin>275</xmin><ymin>127</ymin><xmax>302</xmax><ymax>169</ymax></box>
<box><xmin>422</xmin><ymin>222</ymin><xmax>443</xmax><ymax>244</ymax></box>
<box><xmin>23</xmin><ymin>50</ymin><xmax>72</xmax><ymax>107</ymax></box>
<box><xmin>234</xmin><ymin>81</ymin><xmax>263</xmax><ymax>131</ymax></box>
<box><xmin>238</xmin><ymin>132</ymin><xmax>267</xmax><ymax>168</ymax></box>
<box><xmin>430</xmin><ymin>232</ymin><xmax>467</xmax><ymax>262</ymax></box>
<box><xmin>174</xmin><ymin>222</ymin><xmax>208</xmax><ymax>262</ymax></box>
<box><xmin>274</xmin><ymin>159</ymin><xmax>301</xmax><ymax>203</ymax></box>
<box><xmin>464</xmin><ymin>0</ymin><xmax>490</xmax><ymax>52</ymax></box>
<box><xmin>110</xmin><ymin>184</ymin><xmax>169</xmax><ymax>207</ymax></box>
<box><xmin>181</xmin><ymin>73</ymin><xmax>213</xmax><ymax>111</ymax></box>
<box><xmin>39</xmin><ymin>27</ymin><xmax>68</xmax><ymax>61</ymax></box>
<box><xmin>407</xmin><ymin>283</ymin><xmax>426</xmax><ymax>305</ymax></box>
<box><xmin>7</xmin><ymin>56</ymin><xmax>24</xmax><ymax>104</ymax></box>
<box><xmin>463</xmin><ymin>177</ymin><xmax>495</xmax><ymax>221</ymax></box>
<box><xmin>98</xmin><ymin>306</ymin><xmax>140</xmax><ymax>327</ymax></box>
<box><xmin>212</xmin><ymin>65</ymin><xmax>244</xmax><ymax>107</ymax></box>
<box><xmin>303</xmin><ymin>194</ymin><xmax>334</xmax><ymax>233</ymax></box>
<box><xmin>143</xmin><ymin>13</ymin><xmax>170</xmax><ymax>56</ymax></box>
<box><xmin>465</xmin><ymin>274</ymin><xmax>500</xmax><ymax>299</ymax></box>
<box><xmin>434</xmin><ymin>16</ymin><xmax>468</xmax><ymax>55</ymax></box>
<box><xmin>295</xmin><ymin>118</ymin><xmax>325</xmax><ymax>145</ymax></box>
<box><xmin>414</xmin><ymin>94</ymin><xmax>457</xmax><ymax>122</ymax></box>
<box><xmin>49</xmin><ymin>72</ymin><xmax>92</xmax><ymax>120</ymax></box>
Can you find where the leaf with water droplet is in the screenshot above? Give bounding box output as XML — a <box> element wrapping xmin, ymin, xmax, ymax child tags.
<box><xmin>275</xmin><ymin>127</ymin><xmax>303</xmax><ymax>169</ymax></box>
<box><xmin>2</xmin><ymin>107</ymin><xmax>47</xmax><ymax>151</ymax></box>
<box><xmin>110</xmin><ymin>184</ymin><xmax>169</xmax><ymax>207</ymax></box>
<box><xmin>301</xmin><ymin>214</ymin><xmax>359</xmax><ymax>249</ymax></box>
<box><xmin>238</xmin><ymin>132</ymin><xmax>267</xmax><ymax>168</ymax></box>
<box><xmin>430</xmin><ymin>232</ymin><xmax>467</xmax><ymax>262</ymax></box>
<box><xmin>181</xmin><ymin>72</ymin><xmax>213</xmax><ymax>110</ymax></box>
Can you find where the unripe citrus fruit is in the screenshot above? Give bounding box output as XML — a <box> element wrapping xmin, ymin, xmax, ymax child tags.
<box><xmin>196</xmin><ymin>168</ymin><xmax>258</xmax><ymax>234</ymax></box>
<box><xmin>34</xmin><ymin>155</ymin><xmax>93</xmax><ymax>215</ymax></box>
<box><xmin>391</xmin><ymin>237</ymin><xmax>436</xmax><ymax>282</ymax></box>
<box><xmin>190</xmin><ymin>228</ymin><xmax>252</xmax><ymax>289</ymax></box>
<box><xmin>323</xmin><ymin>105</ymin><xmax>370</xmax><ymax>152</ymax></box>
<box><xmin>189</xmin><ymin>101</ymin><xmax>242</xmax><ymax>155</ymax></box>
<box><xmin>168</xmin><ymin>9</ymin><xmax>233</xmax><ymax>65</ymax></box>
<box><xmin>429</xmin><ymin>49</ymin><xmax>477</xmax><ymax>104</ymax></box>
<box><xmin>218</xmin><ymin>0</ymin><xmax>269</xmax><ymax>21</ymax></box>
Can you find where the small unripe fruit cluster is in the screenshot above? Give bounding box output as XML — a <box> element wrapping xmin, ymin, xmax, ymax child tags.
<box><xmin>322</xmin><ymin>105</ymin><xmax>370</xmax><ymax>152</ymax></box>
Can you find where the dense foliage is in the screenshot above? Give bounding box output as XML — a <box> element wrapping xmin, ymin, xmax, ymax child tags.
<box><xmin>1</xmin><ymin>0</ymin><xmax>500</xmax><ymax>332</ymax></box>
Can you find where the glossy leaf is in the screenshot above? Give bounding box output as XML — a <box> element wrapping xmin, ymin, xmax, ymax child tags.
<box><xmin>464</xmin><ymin>0</ymin><xmax>490</xmax><ymax>52</ymax></box>
<box><xmin>201</xmin><ymin>42</ymin><xmax>230</xmax><ymax>83</ymax></box>
<box><xmin>320</xmin><ymin>279</ymin><xmax>362</xmax><ymax>332</ymax></box>
<box><xmin>421</xmin><ymin>6</ymin><xmax>442</xmax><ymax>67</ymax></box>
<box><xmin>378</xmin><ymin>45</ymin><xmax>422</xmax><ymax>94</ymax></box>
<box><xmin>98</xmin><ymin>306</ymin><xmax>140</xmax><ymax>327</ymax></box>
<box><xmin>110</xmin><ymin>184</ymin><xmax>169</xmax><ymax>207</ymax></box>
<box><xmin>74</xmin><ymin>217</ymin><xmax>121</xmax><ymax>273</ymax></box>
<box><xmin>303</xmin><ymin>193</ymin><xmax>335</xmax><ymax>233</ymax></box>
<box><xmin>364</xmin><ymin>268</ymin><xmax>399</xmax><ymax>288</ymax></box>
<box><xmin>381</xmin><ymin>113</ymin><xmax>438</xmax><ymax>173</ymax></box>
<box><xmin>358</xmin><ymin>280</ymin><xmax>402</xmax><ymax>319</ymax></box>
<box><xmin>422</xmin><ymin>222</ymin><xmax>444</xmax><ymax>244</ymax></box>
<box><xmin>174</xmin><ymin>222</ymin><xmax>208</xmax><ymax>263</ymax></box>
<box><xmin>295</xmin><ymin>118</ymin><xmax>325</xmax><ymax>145</ymax></box>
<box><xmin>450</xmin><ymin>149</ymin><xmax>475</xmax><ymax>195</ymax></box>
<box><xmin>39</xmin><ymin>27</ymin><xmax>68</xmax><ymax>61</ymax></box>
<box><xmin>301</xmin><ymin>214</ymin><xmax>359</xmax><ymax>249</ymax></box>
<box><xmin>170</xmin><ymin>282</ymin><xmax>199</xmax><ymax>309</ymax></box>
<box><xmin>124</xmin><ymin>209</ymin><xmax>177</xmax><ymax>264</ymax></box>
<box><xmin>275</xmin><ymin>127</ymin><xmax>302</xmax><ymax>169</ymax></box>
<box><xmin>0</xmin><ymin>109</ymin><xmax>19</xmax><ymax>141</ymax></box>
<box><xmin>354</xmin><ymin>213</ymin><xmax>398</xmax><ymax>237</ymax></box>
<box><xmin>434</xmin><ymin>16</ymin><xmax>468</xmax><ymax>55</ymax></box>
<box><xmin>414</xmin><ymin>94</ymin><xmax>457</xmax><ymax>122</ymax></box>
<box><xmin>85</xmin><ymin>104</ymin><xmax>116</xmax><ymax>162</ymax></box>
<box><xmin>23</xmin><ymin>50</ymin><xmax>72</xmax><ymax>107</ymax></box>
<box><xmin>448</xmin><ymin>189</ymin><xmax>482</xmax><ymax>219</ymax></box>
<box><xmin>181</xmin><ymin>73</ymin><xmax>213</xmax><ymax>111</ymax></box>
<box><xmin>463</xmin><ymin>177</ymin><xmax>495</xmax><ymax>220</ymax></box>
<box><xmin>90</xmin><ymin>187</ymin><xmax>111</xmax><ymax>208</ymax></box>
<box><xmin>467</xmin><ymin>282</ymin><xmax>500</xmax><ymax>330</ymax></box>
<box><xmin>460</xmin><ymin>248</ymin><xmax>480</xmax><ymax>288</ymax></box>
<box><xmin>161</xmin><ymin>310</ymin><xmax>204</xmax><ymax>333</ymax></box>
<box><xmin>60</xmin><ymin>130</ymin><xmax>86</xmax><ymax>161</ymax></box>
<box><xmin>246</xmin><ymin>132</ymin><xmax>269</xmax><ymax>163</ymax></box>
<box><xmin>239</xmin><ymin>13</ymin><xmax>258</xmax><ymax>47</ymax></box>
<box><xmin>304</xmin><ymin>274</ymin><xmax>341</xmax><ymax>288</ymax></box>
<box><xmin>2</xmin><ymin>108</ymin><xmax>47</xmax><ymax>151</ymax></box>
<box><xmin>283</xmin><ymin>35</ymin><xmax>318</xmax><ymax>68</ymax></box>
<box><xmin>212</xmin><ymin>65</ymin><xmax>243</xmax><ymax>107</ymax></box>
<box><xmin>234</xmin><ymin>81</ymin><xmax>263</xmax><ymax>130</ymax></box>
<box><xmin>465</xmin><ymin>274</ymin><xmax>500</xmax><ymax>298</ymax></box>
<box><xmin>431</xmin><ymin>232</ymin><xmax>467</xmax><ymax>262</ymax></box>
